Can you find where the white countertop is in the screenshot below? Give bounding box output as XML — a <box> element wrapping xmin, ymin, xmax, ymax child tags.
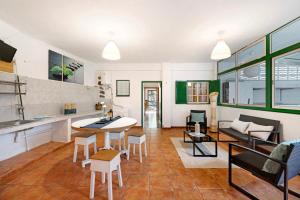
<box><xmin>0</xmin><ymin>111</ymin><xmax>103</xmax><ymax>135</ymax></box>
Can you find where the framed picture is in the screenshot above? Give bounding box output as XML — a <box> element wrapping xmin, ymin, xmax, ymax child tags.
<box><xmin>48</xmin><ymin>50</ymin><xmax>84</xmax><ymax>84</ymax></box>
<box><xmin>62</xmin><ymin>55</ymin><xmax>84</xmax><ymax>84</ymax></box>
<box><xmin>48</xmin><ymin>50</ymin><xmax>63</xmax><ymax>81</ymax></box>
<box><xmin>116</xmin><ymin>80</ymin><xmax>130</xmax><ymax>97</ymax></box>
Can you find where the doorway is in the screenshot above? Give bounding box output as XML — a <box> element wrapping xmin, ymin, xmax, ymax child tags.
<box><xmin>141</xmin><ymin>81</ymin><xmax>162</xmax><ymax>128</ymax></box>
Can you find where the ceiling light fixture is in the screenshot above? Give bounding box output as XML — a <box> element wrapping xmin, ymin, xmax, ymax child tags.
<box><xmin>210</xmin><ymin>31</ymin><xmax>231</xmax><ymax>60</ymax></box>
<box><xmin>102</xmin><ymin>32</ymin><xmax>121</xmax><ymax>61</ymax></box>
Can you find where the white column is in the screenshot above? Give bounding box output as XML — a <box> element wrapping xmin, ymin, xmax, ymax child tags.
<box><xmin>162</xmin><ymin>63</ymin><xmax>172</xmax><ymax>128</ymax></box>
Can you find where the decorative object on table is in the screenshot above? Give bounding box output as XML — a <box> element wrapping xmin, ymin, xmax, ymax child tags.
<box><xmin>228</xmin><ymin>141</ymin><xmax>300</xmax><ymax>200</ymax></box>
<box><xmin>116</xmin><ymin>80</ymin><xmax>130</xmax><ymax>97</ymax></box>
<box><xmin>95</xmin><ymin>102</ymin><xmax>102</xmax><ymax>110</ymax></box>
<box><xmin>103</xmin><ymin>104</ymin><xmax>107</xmax><ymax>114</ymax></box>
<box><xmin>209</xmin><ymin>92</ymin><xmax>219</xmax><ymax>133</ymax></box>
<box><xmin>107</xmin><ymin>109</ymin><xmax>113</xmax><ymax>120</ymax></box>
<box><xmin>64</xmin><ymin>103</ymin><xmax>77</xmax><ymax>115</ymax></box>
<box><xmin>195</xmin><ymin>122</ymin><xmax>201</xmax><ymax>135</ymax></box>
<box><xmin>48</xmin><ymin>50</ymin><xmax>84</xmax><ymax>84</ymax></box>
<box><xmin>186</xmin><ymin>110</ymin><xmax>207</xmax><ymax>134</ymax></box>
<box><xmin>183</xmin><ymin>131</ymin><xmax>217</xmax><ymax>157</ymax></box>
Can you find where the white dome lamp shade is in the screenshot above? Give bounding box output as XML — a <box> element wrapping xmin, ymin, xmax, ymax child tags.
<box><xmin>210</xmin><ymin>40</ymin><xmax>231</xmax><ymax>60</ymax></box>
<box><xmin>102</xmin><ymin>40</ymin><xmax>121</xmax><ymax>61</ymax></box>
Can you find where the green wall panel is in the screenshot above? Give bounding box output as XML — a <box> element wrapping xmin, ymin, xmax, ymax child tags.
<box><xmin>175</xmin><ymin>81</ymin><xmax>187</xmax><ymax>104</ymax></box>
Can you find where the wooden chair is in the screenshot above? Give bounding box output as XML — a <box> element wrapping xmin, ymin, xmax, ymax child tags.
<box><xmin>127</xmin><ymin>132</ymin><xmax>147</xmax><ymax>163</ymax></box>
<box><xmin>109</xmin><ymin>131</ymin><xmax>126</xmax><ymax>151</ymax></box>
<box><xmin>73</xmin><ymin>132</ymin><xmax>97</xmax><ymax>168</ymax></box>
<box><xmin>89</xmin><ymin>150</ymin><xmax>123</xmax><ymax>200</ymax></box>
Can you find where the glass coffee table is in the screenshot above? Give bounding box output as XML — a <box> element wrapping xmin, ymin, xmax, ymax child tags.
<box><xmin>183</xmin><ymin>130</ymin><xmax>218</xmax><ymax>157</ymax></box>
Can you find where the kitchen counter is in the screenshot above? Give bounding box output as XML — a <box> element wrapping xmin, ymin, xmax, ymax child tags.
<box><xmin>0</xmin><ymin>111</ymin><xmax>103</xmax><ymax>135</ymax></box>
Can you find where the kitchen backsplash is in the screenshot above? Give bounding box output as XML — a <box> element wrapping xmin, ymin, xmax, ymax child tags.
<box><xmin>0</xmin><ymin>72</ymin><xmax>101</xmax><ymax>121</ymax></box>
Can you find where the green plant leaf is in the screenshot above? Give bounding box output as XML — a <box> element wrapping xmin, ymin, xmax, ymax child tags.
<box><xmin>50</xmin><ymin>65</ymin><xmax>62</xmax><ymax>75</ymax></box>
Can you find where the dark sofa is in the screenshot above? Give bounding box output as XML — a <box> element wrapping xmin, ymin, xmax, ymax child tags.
<box><xmin>218</xmin><ymin>114</ymin><xmax>281</xmax><ymax>144</ymax></box>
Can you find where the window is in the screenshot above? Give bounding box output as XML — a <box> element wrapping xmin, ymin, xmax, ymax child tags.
<box><xmin>187</xmin><ymin>81</ymin><xmax>209</xmax><ymax>104</ymax></box>
<box><xmin>219</xmin><ymin>72</ymin><xmax>236</xmax><ymax>104</ymax></box>
<box><xmin>218</xmin><ymin>54</ymin><xmax>236</xmax><ymax>73</ymax></box>
<box><xmin>237</xmin><ymin>39</ymin><xmax>265</xmax><ymax>65</ymax></box>
<box><xmin>238</xmin><ymin>62</ymin><xmax>266</xmax><ymax>106</ymax></box>
<box><xmin>271</xmin><ymin>18</ymin><xmax>300</xmax><ymax>53</ymax></box>
<box><xmin>273</xmin><ymin>50</ymin><xmax>300</xmax><ymax>109</ymax></box>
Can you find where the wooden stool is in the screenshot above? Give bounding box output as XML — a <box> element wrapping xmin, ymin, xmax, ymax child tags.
<box><xmin>127</xmin><ymin>133</ymin><xmax>147</xmax><ymax>163</ymax></box>
<box><xmin>89</xmin><ymin>150</ymin><xmax>123</xmax><ymax>200</ymax></box>
<box><xmin>73</xmin><ymin>132</ymin><xmax>97</xmax><ymax>168</ymax></box>
<box><xmin>109</xmin><ymin>131</ymin><xmax>126</xmax><ymax>151</ymax></box>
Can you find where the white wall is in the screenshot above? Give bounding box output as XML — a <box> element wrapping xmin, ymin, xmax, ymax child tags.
<box><xmin>96</xmin><ymin>64</ymin><xmax>162</xmax><ymax>126</ymax></box>
<box><xmin>167</xmin><ymin>63</ymin><xmax>216</xmax><ymax>127</ymax></box>
<box><xmin>217</xmin><ymin>106</ymin><xmax>300</xmax><ymax>141</ymax></box>
<box><xmin>97</xmin><ymin>62</ymin><xmax>217</xmax><ymax>127</ymax></box>
<box><xmin>0</xmin><ymin>19</ymin><xmax>96</xmax><ymax>86</ymax></box>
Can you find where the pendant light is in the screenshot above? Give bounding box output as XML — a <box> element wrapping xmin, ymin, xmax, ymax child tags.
<box><xmin>210</xmin><ymin>31</ymin><xmax>231</xmax><ymax>60</ymax></box>
<box><xmin>102</xmin><ymin>32</ymin><xmax>121</xmax><ymax>60</ymax></box>
<box><xmin>102</xmin><ymin>40</ymin><xmax>121</xmax><ymax>60</ymax></box>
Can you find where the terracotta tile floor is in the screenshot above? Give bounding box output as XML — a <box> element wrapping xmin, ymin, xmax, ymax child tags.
<box><xmin>0</xmin><ymin>127</ymin><xmax>299</xmax><ymax>200</ymax></box>
<box><xmin>0</xmin><ymin>142</ymin><xmax>65</xmax><ymax>179</ymax></box>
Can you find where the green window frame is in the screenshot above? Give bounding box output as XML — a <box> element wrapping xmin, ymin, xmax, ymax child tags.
<box><xmin>217</xmin><ymin>16</ymin><xmax>300</xmax><ymax>115</ymax></box>
<box><xmin>219</xmin><ymin>72</ymin><xmax>237</xmax><ymax>105</ymax></box>
<box><xmin>237</xmin><ymin>61</ymin><xmax>266</xmax><ymax>107</ymax></box>
<box><xmin>175</xmin><ymin>81</ymin><xmax>187</xmax><ymax>104</ymax></box>
<box><xmin>272</xmin><ymin>49</ymin><xmax>300</xmax><ymax>110</ymax></box>
<box><xmin>176</xmin><ymin>80</ymin><xmax>217</xmax><ymax>104</ymax></box>
<box><xmin>236</xmin><ymin>38</ymin><xmax>266</xmax><ymax>66</ymax></box>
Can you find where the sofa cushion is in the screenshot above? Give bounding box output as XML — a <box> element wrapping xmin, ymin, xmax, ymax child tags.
<box><xmin>262</xmin><ymin>140</ymin><xmax>300</xmax><ymax>174</ymax></box>
<box><xmin>262</xmin><ymin>143</ymin><xmax>289</xmax><ymax>174</ymax></box>
<box><xmin>245</xmin><ymin>122</ymin><xmax>274</xmax><ymax>141</ymax></box>
<box><xmin>191</xmin><ymin>112</ymin><xmax>205</xmax><ymax>123</ymax></box>
<box><xmin>219</xmin><ymin>128</ymin><xmax>250</xmax><ymax>141</ymax></box>
<box><xmin>230</xmin><ymin>119</ymin><xmax>250</xmax><ymax>134</ymax></box>
<box><xmin>232</xmin><ymin>151</ymin><xmax>277</xmax><ymax>183</ymax></box>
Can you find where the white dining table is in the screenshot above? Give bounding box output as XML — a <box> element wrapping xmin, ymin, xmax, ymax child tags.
<box><xmin>71</xmin><ymin>116</ymin><xmax>137</xmax><ymax>150</ymax></box>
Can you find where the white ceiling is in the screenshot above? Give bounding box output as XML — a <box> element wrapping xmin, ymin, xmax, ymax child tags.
<box><xmin>0</xmin><ymin>0</ymin><xmax>299</xmax><ymax>63</ymax></box>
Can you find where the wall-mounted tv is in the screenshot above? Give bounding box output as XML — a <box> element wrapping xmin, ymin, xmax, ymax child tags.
<box><xmin>0</xmin><ymin>40</ymin><xmax>17</xmax><ymax>62</ymax></box>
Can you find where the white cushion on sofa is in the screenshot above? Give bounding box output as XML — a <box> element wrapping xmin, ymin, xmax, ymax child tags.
<box><xmin>230</xmin><ymin>119</ymin><xmax>250</xmax><ymax>133</ymax></box>
<box><xmin>245</xmin><ymin>122</ymin><xmax>274</xmax><ymax>141</ymax></box>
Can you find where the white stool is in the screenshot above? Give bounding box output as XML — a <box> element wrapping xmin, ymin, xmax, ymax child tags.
<box><xmin>89</xmin><ymin>150</ymin><xmax>123</xmax><ymax>200</ymax></box>
<box><xmin>109</xmin><ymin>131</ymin><xmax>126</xmax><ymax>151</ymax></box>
<box><xmin>127</xmin><ymin>133</ymin><xmax>147</xmax><ymax>163</ymax></box>
<box><xmin>73</xmin><ymin>132</ymin><xmax>97</xmax><ymax>168</ymax></box>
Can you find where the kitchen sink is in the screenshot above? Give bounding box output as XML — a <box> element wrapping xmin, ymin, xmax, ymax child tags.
<box><xmin>0</xmin><ymin>120</ymin><xmax>36</xmax><ymax>128</ymax></box>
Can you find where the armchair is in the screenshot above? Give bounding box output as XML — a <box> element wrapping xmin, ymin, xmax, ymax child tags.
<box><xmin>229</xmin><ymin>142</ymin><xmax>300</xmax><ymax>200</ymax></box>
<box><xmin>186</xmin><ymin>110</ymin><xmax>207</xmax><ymax>134</ymax></box>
